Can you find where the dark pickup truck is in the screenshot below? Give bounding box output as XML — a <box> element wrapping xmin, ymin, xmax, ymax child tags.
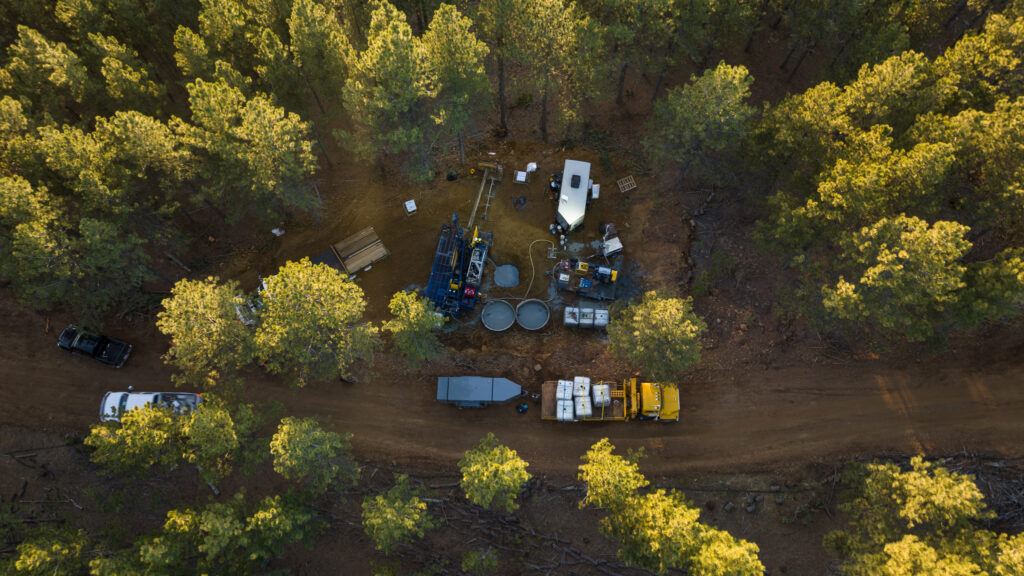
<box><xmin>58</xmin><ymin>325</ymin><xmax>133</xmax><ymax>368</ymax></box>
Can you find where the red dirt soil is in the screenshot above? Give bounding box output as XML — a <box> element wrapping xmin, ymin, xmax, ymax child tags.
<box><xmin>3</xmin><ymin>135</ymin><xmax>1023</xmax><ymax>576</ymax></box>
<box><xmin>3</xmin><ymin>289</ymin><xmax>1022</xmax><ymax>478</ymax></box>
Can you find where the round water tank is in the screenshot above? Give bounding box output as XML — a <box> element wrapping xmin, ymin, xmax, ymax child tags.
<box><xmin>515</xmin><ymin>299</ymin><xmax>550</xmax><ymax>330</ymax></box>
<box><xmin>481</xmin><ymin>300</ymin><xmax>516</xmax><ymax>331</ymax></box>
<box><xmin>493</xmin><ymin>264</ymin><xmax>519</xmax><ymax>288</ymax></box>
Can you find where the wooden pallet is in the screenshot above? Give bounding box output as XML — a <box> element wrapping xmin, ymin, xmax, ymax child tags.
<box><xmin>330</xmin><ymin>227</ymin><xmax>389</xmax><ymax>273</ymax></box>
<box><xmin>616</xmin><ymin>175</ymin><xmax>637</xmax><ymax>194</ymax></box>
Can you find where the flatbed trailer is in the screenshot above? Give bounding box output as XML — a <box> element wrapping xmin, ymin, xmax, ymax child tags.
<box><xmin>540</xmin><ymin>377</ymin><xmax>679</xmax><ymax>422</ymax></box>
<box><xmin>540</xmin><ymin>380</ymin><xmax>626</xmax><ymax>421</ymax></box>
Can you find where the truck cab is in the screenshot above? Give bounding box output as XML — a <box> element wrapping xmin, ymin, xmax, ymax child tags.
<box><xmin>628</xmin><ymin>378</ymin><xmax>680</xmax><ymax>421</ymax></box>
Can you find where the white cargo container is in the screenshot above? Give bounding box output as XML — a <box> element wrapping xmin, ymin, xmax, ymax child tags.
<box><xmin>557</xmin><ymin>399</ymin><xmax>576</xmax><ymax>421</ymax></box>
<box><xmin>580</xmin><ymin>308</ymin><xmax>595</xmax><ymax>328</ymax></box>
<box><xmin>573</xmin><ymin>376</ymin><xmax>591</xmax><ymax>398</ymax></box>
<box><xmin>564</xmin><ymin>306</ymin><xmax>608</xmax><ymax>329</ymax></box>
<box><xmin>563</xmin><ymin>306</ymin><xmax>580</xmax><ymax>327</ymax></box>
<box><xmin>556</xmin><ymin>380</ymin><xmax>573</xmax><ymax>401</ymax></box>
<box><xmin>574</xmin><ymin>396</ymin><xmax>593</xmax><ymax>418</ymax></box>
<box><xmin>591</xmin><ymin>383</ymin><xmax>611</xmax><ymax>407</ymax></box>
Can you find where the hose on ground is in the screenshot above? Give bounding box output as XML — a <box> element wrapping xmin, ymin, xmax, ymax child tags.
<box><xmin>524</xmin><ymin>239</ymin><xmax>555</xmax><ymax>300</ymax></box>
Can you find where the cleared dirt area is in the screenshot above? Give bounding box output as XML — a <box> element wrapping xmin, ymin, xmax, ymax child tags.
<box><xmin>4</xmin><ymin>124</ymin><xmax>1023</xmax><ymax>477</ymax></box>
<box><xmin>3</xmin><ymin>20</ymin><xmax>1022</xmax><ymax>570</ymax></box>
<box><xmin>2</xmin><ymin>281</ymin><xmax>1024</xmax><ymax>574</ymax></box>
<box><xmin>3</xmin><ymin>125</ymin><xmax>1024</xmax><ymax>573</ymax></box>
<box><xmin>4</xmin><ymin>288</ymin><xmax>1024</xmax><ymax>478</ymax></box>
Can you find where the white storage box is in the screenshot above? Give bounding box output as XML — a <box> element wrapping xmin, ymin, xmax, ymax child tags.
<box><xmin>556</xmin><ymin>380</ymin><xmax>573</xmax><ymax>401</ymax></box>
<box><xmin>580</xmin><ymin>308</ymin><xmax>595</xmax><ymax>328</ymax></box>
<box><xmin>594</xmin><ymin>309</ymin><xmax>609</xmax><ymax>328</ymax></box>
<box><xmin>591</xmin><ymin>383</ymin><xmax>611</xmax><ymax>407</ymax></box>
<box><xmin>574</xmin><ymin>396</ymin><xmax>593</xmax><ymax>419</ymax></box>
<box><xmin>557</xmin><ymin>400</ymin><xmax>575</xmax><ymax>421</ymax></box>
<box><xmin>563</xmin><ymin>306</ymin><xmax>579</xmax><ymax>327</ymax></box>
<box><xmin>573</xmin><ymin>376</ymin><xmax>590</xmax><ymax>398</ymax></box>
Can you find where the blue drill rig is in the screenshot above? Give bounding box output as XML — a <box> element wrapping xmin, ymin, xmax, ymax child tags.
<box><xmin>425</xmin><ymin>213</ymin><xmax>493</xmax><ymax>317</ymax></box>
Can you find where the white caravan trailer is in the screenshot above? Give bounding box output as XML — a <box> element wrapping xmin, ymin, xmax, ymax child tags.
<box><xmin>556</xmin><ymin>159</ymin><xmax>591</xmax><ymax>231</ymax></box>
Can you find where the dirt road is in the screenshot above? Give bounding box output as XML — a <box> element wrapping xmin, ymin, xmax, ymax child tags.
<box><xmin>4</xmin><ymin>295</ymin><xmax>1022</xmax><ymax>477</ymax></box>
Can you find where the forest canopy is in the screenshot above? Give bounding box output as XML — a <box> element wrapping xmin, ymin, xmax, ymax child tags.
<box><xmin>0</xmin><ymin>0</ymin><xmax>1021</xmax><ymax>343</ymax></box>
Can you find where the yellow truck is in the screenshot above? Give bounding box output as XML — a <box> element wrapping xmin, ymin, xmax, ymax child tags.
<box><xmin>540</xmin><ymin>377</ymin><xmax>679</xmax><ymax>422</ymax></box>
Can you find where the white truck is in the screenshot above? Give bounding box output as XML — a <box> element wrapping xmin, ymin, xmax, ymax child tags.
<box><xmin>100</xmin><ymin>390</ymin><xmax>202</xmax><ymax>422</ymax></box>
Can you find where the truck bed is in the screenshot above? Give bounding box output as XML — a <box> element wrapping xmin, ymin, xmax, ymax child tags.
<box><xmin>541</xmin><ymin>380</ymin><xmax>626</xmax><ymax>421</ymax></box>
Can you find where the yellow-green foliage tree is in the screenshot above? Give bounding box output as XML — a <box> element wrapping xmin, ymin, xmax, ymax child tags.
<box><xmin>761</xmin><ymin>4</ymin><xmax>1024</xmax><ymax>343</ymax></box>
<box><xmin>461</xmin><ymin>548</ymin><xmax>500</xmax><ymax>575</ymax></box>
<box><xmin>821</xmin><ymin>216</ymin><xmax>972</xmax><ymax>343</ymax></box>
<box><xmin>178</xmin><ymin>78</ymin><xmax>319</xmax><ymax>224</ymax></box>
<box><xmin>0</xmin><ymin>26</ymin><xmax>88</xmax><ymax>123</ymax></box>
<box><xmin>91</xmin><ymin>492</ymin><xmax>320</xmax><ymax>574</ymax></box>
<box><xmin>182</xmin><ymin>401</ymin><xmax>241</xmax><ymax>482</ymax></box>
<box><xmin>157</xmin><ymin>276</ymin><xmax>254</xmax><ymax>392</ymax></box>
<box><xmin>383</xmin><ymin>290</ymin><xmax>445</xmax><ymax>366</ymax></box>
<box><xmin>84</xmin><ymin>398</ymin><xmax>251</xmax><ymax>482</ymax></box>
<box><xmin>473</xmin><ymin>0</ymin><xmax>522</xmax><ymax>133</ymax></box>
<box><xmin>579</xmin><ymin>439</ymin><xmax>763</xmax><ymax>575</ymax></box>
<box><xmin>421</xmin><ymin>3</ymin><xmax>489</xmax><ymax>164</ymax></box>
<box><xmin>84</xmin><ymin>405</ymin><xmax>182</xmax><ymax>477</ymax></box>
<box><xmin>459</xmin><ymin>433</ymin><xmax>531</xmax><ymax>513</ymax></box>
<box><xmin>826</xmin><ymin>456</ymin><xmax>1024</xmax><ymax>575</ymax></box>
<box><xmin>288</xmin><ymin>0</ymin><xmax>349</xmax><ymax>113</ymax></box>
<box><xmin>585</xmin><ymin>0</ymin><xmax>677</xmax><ymax>106</ymax></box>
<box><xmin>86</xmin><ymin>32</ymin><xmax>164</xmax><ymax>113</ymax></box>
<box><xmin>578</xmin><ymin>438</ymin><xmax>649</xmax><ymax>509</ymax></box>
<box><xmin>645</xmin><ymin>61</ymin><xmax>755</xmax><ymax>184</ymax></box>
<box><xmin>607</xmin><ymin>290</ymin><xmax>706</xmax><ymax>381</ymax></box>
<box><xmin>340</xmin><ymin>0</ymin><xmax>436</xmax><ymax>181</ymax></box>
<box><xmin>511</xmin><ymin>0</ymin><xmax>603</xmax><ymax>142</ymax></box>
<box><xmin>254</xmin><ymin>258</ymin><xmax>380</xmax><ymax>387</ymax></box>
<box><xmin>8</xmin><ymin>527</ymin><xmax>88</xmax><ymax>576</ymax></box>
<box><xmin>362</xmin><ymin>474</ymin><xmax>437</xmax><ymax>555</ymax></box>
<box><xmin>0</xmin><ymin>177</ymin><xmax>152</xmax><ymax>326</ymax></box>
<box><xmin>270</xmin><ymin>416</ymin><xmax>358</xmax><ymax>495</ymax></box>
